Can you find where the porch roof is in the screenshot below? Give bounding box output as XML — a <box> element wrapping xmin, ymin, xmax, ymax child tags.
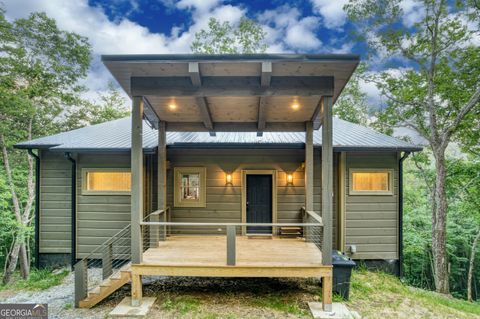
<box><xmin>102</xmin><ymin>54</ymin><xmax>360</xmax><ymax>132</ymax></box>
<box><xmin>15</xmin><ymin>117</ymin><xmax>422</xmax><ymax>152</ymax></box>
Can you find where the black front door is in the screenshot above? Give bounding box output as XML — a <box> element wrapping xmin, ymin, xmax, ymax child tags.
<box><xmin>246</xmin><ymin>174</ymin><xmax>272</xmax><ymax>234</ymax></box>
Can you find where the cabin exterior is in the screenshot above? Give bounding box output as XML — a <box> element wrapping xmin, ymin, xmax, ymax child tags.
<box><xmin>16</xmin><ymin>54</ymin><xmax>420</xmax><ymax>311</ymax></box>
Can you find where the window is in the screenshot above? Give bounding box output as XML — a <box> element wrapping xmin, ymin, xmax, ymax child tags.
<box><xmin>82</xmin><ymin>169</ymin><xmax>131</xmax><ymax>195</ymax></box>
<box><xmin>349</xmin><ymin>169</ymin><xmax>393</xmax><ymax>195</ymax></box>
<box><xmin>174</xmin><ymin>167</ymin><xmax>206</xmax><ymax>207</ymax></box>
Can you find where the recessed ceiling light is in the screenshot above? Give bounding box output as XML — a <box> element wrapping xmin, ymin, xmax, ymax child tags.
<box><xmin>168</xmin><ymin>103</ymin><xmax>177</xmax><ymax>110</ymax></box>
<box><xmin>291</xmin><ymin>102</ymin><xmax>300</xmax><ymax>110</ymax></box>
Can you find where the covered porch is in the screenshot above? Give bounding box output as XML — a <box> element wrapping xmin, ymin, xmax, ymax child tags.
<box><xmin>106</xmin><ymin>54</ymin><xmax>358</xmax><ymax>312</ymax></box>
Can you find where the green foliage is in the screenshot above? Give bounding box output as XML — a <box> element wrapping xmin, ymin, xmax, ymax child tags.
<box><xmin>0</xmin><ymin>268</ymin><xmax>69</xmax><ymax>291</ymax></box>
<box><xmin>402</xmin><ymin>155</ymin><xmax>480</xmax><ymax>299</ymax></box>
<box><xmin>191</xmin><ymin>17</ymin><xmax>267</xmax><ymax>54</ymax></box>
<box><xmin>333</xmin><ymin>63</ymin><xmax>369</xmax><ymax>125</ymax></box>
<box><xmin>62</xmin><ymin>81</ymin><xmax>130</xmax><ymax>130</ymax></box>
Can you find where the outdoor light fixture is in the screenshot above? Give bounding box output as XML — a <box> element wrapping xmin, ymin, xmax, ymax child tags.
<box><xmin>287</xmin><ymin>173</ymin><xmax>294</xmax><ymax>184</ymax></box>
<box><xmin>291</xmin><ymin>102</ymin><xmax>299</xmax><ymax>110</ymax></box>
<box><xmin>168</xmin><ymin>103</ymin><xmax>177</xmax><ymax>110</ymax></box>
<box><xmin>226</xmin><ymin>173</ymin><xmax>232</xmax><ymax>184</ymax></box>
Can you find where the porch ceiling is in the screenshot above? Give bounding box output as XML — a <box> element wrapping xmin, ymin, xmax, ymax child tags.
<box><xmin>102</xmin><ymin>54</ymin><xmax>359</xmax><ymax>133</ymax></box>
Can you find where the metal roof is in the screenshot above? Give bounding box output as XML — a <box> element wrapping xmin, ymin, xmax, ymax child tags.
<box><xmin>15</xmin><ymin>117</ymin><xmax>422</xmax><ymax>152</ymax></box>
<box><xmin>101</xmin><ymin>53</ymin><xmax>360</xmax><ymax>63</ymax></box>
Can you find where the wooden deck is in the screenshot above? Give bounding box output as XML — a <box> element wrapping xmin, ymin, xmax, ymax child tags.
<box><xmin>130</xmin><ymin>236</ymin><xmax>332</xmax><ymax>309</ymax></box>
<box><xmin>142</xmin><ymin>236</ymin><xmax>323</xmax><ymax>267</ymax></box>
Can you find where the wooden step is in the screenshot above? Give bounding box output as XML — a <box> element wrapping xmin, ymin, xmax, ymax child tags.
<box><xmin>78</xmin><ymin>265</ymin><xmax>132</xmax><ymax>309</ymax></box>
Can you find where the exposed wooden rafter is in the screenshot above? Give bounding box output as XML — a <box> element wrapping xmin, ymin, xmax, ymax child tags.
<box><xmin>188</xmin><ymin>62</ymin><xmax>202</xmax><ymax>87</ymax></box>
<box><xmin>257</xmin><ymin>62</ymin><xmax>272</xmax><ymax>136</ymax></box>
<box><xmin>142</xmin><ymin>96</ymin><xmax>160</xmax><ymax>129</ymax></box>
<box><xmin>311</xmin><ymin>97</ymin><xmax>324</xmax><ymax>130</ymax></box>
<box><xmin>196</xmin><ymin>97</ymin><xmax>216</xmax><ymax>136</ymax></box>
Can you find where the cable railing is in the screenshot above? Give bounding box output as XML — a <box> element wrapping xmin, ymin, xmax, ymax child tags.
<box><xmin>140</xmin><ymin>207</ymin><xmax>323</xmax><ymax>266</ymax></box>
<box><xmin>74</xmin><ymin>208</ymin><xmax>170</xmax><ymax>307</ymax></box>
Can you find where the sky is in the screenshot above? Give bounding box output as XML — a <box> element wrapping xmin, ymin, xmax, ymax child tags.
<box><xmin>2</xmin><ymin>0</ymin><xmax>425</xmax><ymax>107</ymax></box>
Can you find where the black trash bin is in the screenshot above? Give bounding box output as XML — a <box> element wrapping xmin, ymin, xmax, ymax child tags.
<box><xmin>332</xmin><ymin>250</ymin><xmax>356</xmax><ymax>300</ymax></box>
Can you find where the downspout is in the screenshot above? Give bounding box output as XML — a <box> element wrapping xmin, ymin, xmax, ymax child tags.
<box><xmin>65</xmin><ymin>152</ymin><xmax>76</xmax><ymax>269</ymax></box>
<box><xmin>398</xmin><ymin>151</ymin><xmax>411</xmax><ymax>278</ymax></box>
<box><xmin>28</xmin><ymin>149</ymin><xmax>40</xmax><ymax>269</ymax></box>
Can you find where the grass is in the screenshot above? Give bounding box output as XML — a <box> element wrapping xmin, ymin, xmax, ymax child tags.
<box><xmin>251</xmin><ymin>294</ymin><xmax>308</xmax><ymax>317</ymax></box>
<box><xmin>0</xmin><ymin>268</ymin><xmax>69</xmax><ymax>291</ymax></box>
<box><xmin>348</xmin><ymin>269</ymin><xmax>480</xmax><ymax>318</ymax></box>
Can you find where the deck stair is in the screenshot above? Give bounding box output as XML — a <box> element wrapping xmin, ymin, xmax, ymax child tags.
<box><xmin>78</xmin><ymin>263</ymin><xmax>132</xmax><ymax>308</ymax></box>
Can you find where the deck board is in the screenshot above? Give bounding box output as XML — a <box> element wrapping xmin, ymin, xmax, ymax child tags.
<box><xmin>142</xmin><ymin>236</ymin><xmax>322</xmax><ymax>267</ymax></box>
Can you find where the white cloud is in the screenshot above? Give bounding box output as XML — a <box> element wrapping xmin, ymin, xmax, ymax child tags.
<box><xmin>310</xmin><ymin>0</ymin><xmax>348</xmax><ymax>29</ymax></box>
<box><xmin>399</xmin><ymin>0</ymin><xmax>425</xmax><ymax>27</ymax></box>
<box><xmin>258</xmin><ymin>6</ymin><xmax>322</xmax><ymax>51</ymax></box>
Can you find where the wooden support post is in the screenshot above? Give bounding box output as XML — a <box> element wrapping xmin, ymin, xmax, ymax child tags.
<box><xmin>322</xmin><ymin>274</ymin><xmax>333</xmax><ymax>312</ymax></box>
<box><xmin>321</xmin><ymin>96</ymin><xmax>333</xmax><ymax>265</ymax></box>
<box><xmin>131</xmin><ymin>96</ymin><xmax>144</xmax><ymax>264</ymax></box>
<box><xmin>226</xmin><ymin>225</ymin><xmax>236</xmax><ymax>266</ymax></box>
<box><xmin>338</xmin><ymin>152</ymin><xmax>346</xmax><ymax>252</ymax></box>
<box><xmin>158</xmin><ymin>121</ymin><xmax>167</xmax><ymax>241</ymax></box>
<box><xmin>305</xmin><ymin>121</ymin><xmax>314</xmax><ymax>242</ymax></box>
<box><xmin>74</xmin><ymin>259</ymin><xmax>87</xmax><ymax>308</ymax></box>
<box><xmin>131</xmin><ymin>273</ymin><xmax>143</xmax><ymax>307</ymax></box>
<box><xmin>102</xmin><ymin>242</ymin><xmax>113</xmax><ymax>280</ymax></box>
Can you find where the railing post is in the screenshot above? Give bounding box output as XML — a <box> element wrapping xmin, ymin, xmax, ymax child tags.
<box><xmin>226</xmin><ymin>225</ymin><xmax>236</xmax><ymax>266</ymax></box>
<box><xmin>102</xmin><ymin>242</ymin><xmax>113</xmax><ymax>280</ymax></box>
<box><xmin>74</xmin><ymin>259</ymin><xmax>87</xmax><ymax>307</ymax></box>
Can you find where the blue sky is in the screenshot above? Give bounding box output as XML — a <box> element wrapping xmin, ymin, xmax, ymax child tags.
<box><xmin>4</xmin><ymin>0</ymin><xmax>388</xmax><ymax>103</ymax></box>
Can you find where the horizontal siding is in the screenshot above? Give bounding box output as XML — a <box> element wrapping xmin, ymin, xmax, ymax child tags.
<box><xmin>345</xmin><ymin>152</ymin><xmax>399</xmax><ymax>260</ymax></box>
<box><xmin>167</xmin><ymin>149</ymin><xmax>308</xmax><ymax>235</ymax></box>
<box><xmin>39</xmin><ymin>151</ymin><xmax>71</xmax><ymax>253</ymax></box>
<box><xmin>76</xmin><ymin>153</ymin><xmax>131</xmax><ymax>258</ymax></box>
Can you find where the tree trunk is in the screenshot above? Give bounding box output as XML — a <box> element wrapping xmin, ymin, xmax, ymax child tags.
<box><xmin>19</xmin><ymin>242</ymin><xmax>30</xmax><ymax>279</ymax></box>
<box><xmin>2</xmin><ymin>240</ymin><xmax>21</xmax><ymax>285</ymax></box>
<box><xmin>468</xmin><ymin>229</ymin><xmax>480</xmax><ymax>302</ymax></box>
<box><xmin>431</xmin><ymin>150</ymin><xmax>450</xmax><ymax>294</ymax></box>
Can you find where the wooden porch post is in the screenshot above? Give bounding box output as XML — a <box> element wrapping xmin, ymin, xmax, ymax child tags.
<box><xmin>158</xmin><ymin>121</ymin><xmax>167</xmax><ymax>240</ymax></box>
<box><xmin>321</xmin><ymin>96</ymin><xmax>333</xmax><ymax>311</ymax></box>
<box><xmin>321</xmin><ymin>96</ymin><xmax>333</xmax><ymax>264</ymax></box>
<box><xmin>305</xmin><ymin>121</ymin><xmax>314</xmax><ymax>242</ymax></box>
<box><xmin>131</xmin><ymin>96</ymin><xmax>144</xmax><ymax>265</ymax></box>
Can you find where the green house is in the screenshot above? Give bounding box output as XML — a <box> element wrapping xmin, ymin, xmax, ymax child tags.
<box><xmin>16</xmin><ymin>54</ymin><xmax>421</xmax><ymax>310</ymax></box>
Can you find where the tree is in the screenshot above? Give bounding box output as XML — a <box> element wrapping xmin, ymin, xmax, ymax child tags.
<box><xmin>333</xmin><ymin>64</ymin><xmax>369</xmax><ymax>125</ymax></box>
<box><xmin>345</xmin><ymin>0</ymin><xmax>480</xmax><ymax>293</ymax></box>
<box><xmin>63</xmin><ymin>82</ymin><xmax>130</xmax><ymax>130</ymax></box>
<box><xmin>191</xmin><ymin>17</ymin><xmax>267</xmax><ymax>54</ymax></box>
<box><xmin>0</xmin><ymin>10</ymin><xmax>91</xmax><ymax>283</ymax></box>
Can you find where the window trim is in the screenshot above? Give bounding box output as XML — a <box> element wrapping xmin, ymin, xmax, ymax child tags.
<box><xmin>81</xmin><ymin>168</ymin><xmax>131</xmax><ymax>196</ymax></box>
<box><xmin>349</xmin><ymin>168</ymin><xmax>394</xmax><ymax>196</ymax></box>
<box><xmin>174</xmin><ymin>167</ymin><xmax>207</xmax><ymax>207</ymax></box>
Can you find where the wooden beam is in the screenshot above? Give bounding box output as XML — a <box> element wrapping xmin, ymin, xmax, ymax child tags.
<box><xmin>188</xmin><ymin>62</ymin><xmax>202</xmax><ymax>87</ymax></box>
<box><xmin>321</xmin><ymin>96</ymin><xmax>333</xmax><ymax>265</ymax></box>
<box><xmin>131</xmin><ymin>274</ymin><xmax>142</xmax><ymax>307</ymax></box>
<box><xmin>166</xmin><ymin>121</ymin><xmax>306</xmax><ymax>132</ymax></box>
<box><xmin>142</xmin><ymin>97</ymin><xmax>159</xmax><ymax>129</ymax></box>
<box><xmin>261</xmin><ymin>62</ymin><xmax>272</xmax><ymax>87</ymax></box>
<box><xmin>257</xmin><ymin>97</ymin><xmax>267</xmax><ymax>136</ymax></box>
<box><xmin>131</xmin><ymin>96</ymin><xmax>144</xmax><ymax>264</ymax></box>
<box><xmin>131</xmin><ymin>76</ymin><xmax>334</xmax><ymax>97</ymax></box>
<box><xmin>311</xmin><ymin>98</ymin><xmax>323</xmax><ymax>130</ymax></box>
<box><xmin>195</xmin><ymin>97</ymin><xmax>215</xmax><ymax>135</ymax></box>
<box><xmin>131</xmin><ymin>264</ymin><xmax>332</xmax><ymax>278</ymax></box>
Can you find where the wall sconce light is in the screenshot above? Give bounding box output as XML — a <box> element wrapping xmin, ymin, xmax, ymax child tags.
<box><xmin>226</xmin><ymin>173</ymin><xmax>232</xmax><ymax>184</ymax></box>
<box><xmin>286</xmin><ymin>173</ymin><xmax>294</xmax><ymax>185</ymax></box>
